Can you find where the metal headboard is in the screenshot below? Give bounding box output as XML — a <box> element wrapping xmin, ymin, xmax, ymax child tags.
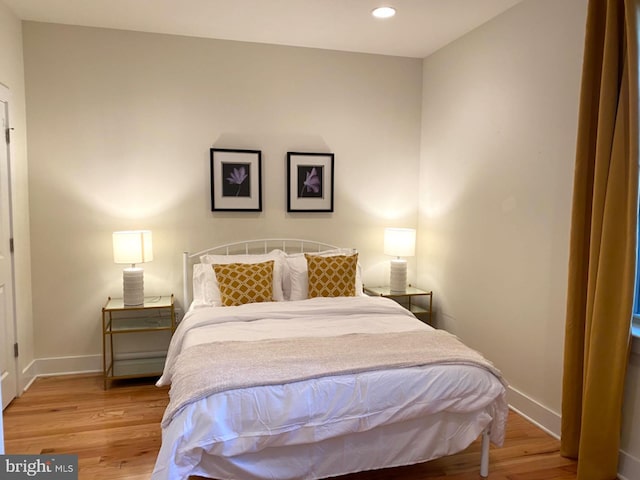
<box><xmin>182</xmin><ymin>238</ymin><xmax>341</xmax><ymax>307</ymax></box>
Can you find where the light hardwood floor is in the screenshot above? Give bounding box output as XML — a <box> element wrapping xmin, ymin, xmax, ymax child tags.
<box><xmin>2</xmin><ymin>374</ymin><xmax>577</xmax><ymax>479</ymax></box>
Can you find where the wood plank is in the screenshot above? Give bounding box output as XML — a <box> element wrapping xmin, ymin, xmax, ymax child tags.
<box><xmin>2</xmin><ymin>374</ymin><xmax>577</xmax><ymax>479</ymax></box>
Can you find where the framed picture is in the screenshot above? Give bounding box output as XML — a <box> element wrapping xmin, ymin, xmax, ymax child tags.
<box><xmin>287</xmin><ymin>152</ymin><xmax>334</xmax><ymax>212</ymax></box>
<box><xmin>210</xmin><ymin>148</ymin><xmax>262</xmax><ymax>211</ymax></box>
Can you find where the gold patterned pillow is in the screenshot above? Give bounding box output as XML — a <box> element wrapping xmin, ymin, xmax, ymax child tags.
<box><xmin>213</xmin><ymin>261</ymin><xmax>274</xmax><ymax>306</ymax></box>
<box><xmin>305</xmin><ymin>253</ymin><xmax>358</xmax><ymax>298</ymax></box>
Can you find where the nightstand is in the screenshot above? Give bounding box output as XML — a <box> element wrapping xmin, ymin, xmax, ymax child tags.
<box><xmin>102</xmin><ymin>295</ymin><xmax>175</xmax><ymax>389</ymax></box>
<box><xmin>364</xmin><ymin>286</ymin><xmax>433</xmax><ymax>325</ymax></box>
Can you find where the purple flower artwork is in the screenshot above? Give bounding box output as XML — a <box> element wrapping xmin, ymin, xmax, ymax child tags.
<box><xmin>222</xmin><ymin>163</ymin><xmax>251</xmax><ymax>197</ymax></box>
<box><xmin>297</xmin><ymin>166</ymin><xmax>323</xmax><ymax>198</ymax></box>
<box><xmin>286</xmin><ymin>152</ymin><xmax>333</xmax><ymax>212</ymax></box>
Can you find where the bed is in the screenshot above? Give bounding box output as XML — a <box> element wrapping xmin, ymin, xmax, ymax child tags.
<box><xmin>152</xmin><ymin>239</ymin><xmax>508</xmax><ymax>480</ymax></box>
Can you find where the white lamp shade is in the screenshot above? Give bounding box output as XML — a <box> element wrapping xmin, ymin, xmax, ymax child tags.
<box><xmin>384</xmin><ymin>228</ymin><xmax>416</xmax><ymax>258</ymax></box>
<box><xmin>113</xmin><ymin>230</ymin><xmax>153</xmax><ymax>265</ymax></box>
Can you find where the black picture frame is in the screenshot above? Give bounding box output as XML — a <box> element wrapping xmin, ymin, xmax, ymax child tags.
<box><xmin>210</xmin><ymin>148</ymin><xmax>262</xmax><ymax>212</ymax></box>
<box><xmin>287</xmin><ymin>152</ymin><xmax>334</xmax><ymax>212</ymax></box>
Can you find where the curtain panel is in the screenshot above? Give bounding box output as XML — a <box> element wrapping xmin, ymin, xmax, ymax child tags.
<box><xmin>561</xmin><ymin>1</ymin><xmax>640</xmax><ymax>479</ymax></box>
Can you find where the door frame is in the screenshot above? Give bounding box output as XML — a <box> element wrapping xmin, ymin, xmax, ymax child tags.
<box><xmin>0</xmin><ymin>81</ymin><xmax>19</xmax><ymax>412</ymax></box>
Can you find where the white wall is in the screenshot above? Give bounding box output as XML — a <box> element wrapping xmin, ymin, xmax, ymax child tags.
<box><xmin>0</xmin><ymin>0</ymin><xmax>35</xmax><ymax>392</ymax></box>
<box><xmin>419</xmin><ymin>0</ymin><xmax>586</xmax><ymax>432</ymax></box>
<box><xmin>419</xmin><ymin>1</ymin><xmax>640</xmax><ymax>474</ymax></box>
<box><xmin>21</xmin><ymin>22</ymin><xmax>423</xmax><ymax>363</ymax></box>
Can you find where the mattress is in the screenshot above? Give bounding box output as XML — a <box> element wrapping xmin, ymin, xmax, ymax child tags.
<box><xmin>152</xmin><ymin>296</ymin><xmax>508</xmax><ymax>480</ymax></box>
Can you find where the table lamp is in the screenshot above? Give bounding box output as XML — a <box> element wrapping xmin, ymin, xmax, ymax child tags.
<box><xmin>384</xmin><ymin>227</ymin><xmax>416</xmax><ymax>293</ymax></box>
<box><xmin>113</xmin><ymin>230</ymin><xmax>153</xmax><ymax>305</ymax></box>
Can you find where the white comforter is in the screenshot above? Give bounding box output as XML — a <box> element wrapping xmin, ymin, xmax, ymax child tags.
<box><xmin>152</xmin><ymin>296</ymin><xmax>508</xmax><ymax>480</ymax></box>
<box><xmin>158</xmin><ymin>296</ymin><xmax>435</xmax><ymax>386</ymax></box>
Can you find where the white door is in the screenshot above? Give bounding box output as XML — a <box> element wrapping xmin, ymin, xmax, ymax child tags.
<box><xmin>0</xmin><ymin>84</ymin><xmax>17</xmax><ymax>410</ymax></box>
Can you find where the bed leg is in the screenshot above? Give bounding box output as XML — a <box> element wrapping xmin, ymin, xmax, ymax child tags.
<box><xmin>480</xmin><ymin>427</ymin><xmax>490</xmax><ymax>478</ymax></box>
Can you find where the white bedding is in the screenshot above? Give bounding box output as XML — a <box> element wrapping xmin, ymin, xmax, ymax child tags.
<box><xmin>152</xmin><ymin>296</ymin><xmax>508</xmax><ymax>480</ymax></box>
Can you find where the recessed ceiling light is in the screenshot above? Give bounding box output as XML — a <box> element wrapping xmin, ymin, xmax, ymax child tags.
<box><xmin>372</xmin><ymin>6</ymin><xmax>396</xmax><ymax>19</ymax></box>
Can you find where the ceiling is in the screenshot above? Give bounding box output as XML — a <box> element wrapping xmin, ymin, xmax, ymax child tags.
<box><xmin>3</xmin><ymin>0</ymin><xmax>524</xmax><ymax>58</ymax></box>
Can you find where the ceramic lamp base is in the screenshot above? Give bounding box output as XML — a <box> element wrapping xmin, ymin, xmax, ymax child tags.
<box><xmin>389</xmin><ymin>258</ymin><xmax>407</xmax><ymax>293</ymax></box>
<box><xmin>123</xmin><ymin>267</ymin><xmax>144</xmax><ymax>306</ymax></box>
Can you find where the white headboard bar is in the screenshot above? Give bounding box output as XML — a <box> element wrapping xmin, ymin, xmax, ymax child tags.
<box><xmin>182</xmin><ymin>238</ymin><xmax>341</xmax><ymax>308</ymax></box>
<box><xmin>188</xmin><ymin>238</ymin><xmax>339</xmax><ymax>259</ymax></box>
<box><xmin>182</xmin><ymin>251</ymin><xmax>190</xmax><ymax>308</ymax></box>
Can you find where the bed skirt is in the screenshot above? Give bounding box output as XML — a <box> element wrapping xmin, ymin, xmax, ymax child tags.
<box><xmin>156</xmin><ymin>408</ymin><xmax>494</xmax><ymax>480</ymax></box>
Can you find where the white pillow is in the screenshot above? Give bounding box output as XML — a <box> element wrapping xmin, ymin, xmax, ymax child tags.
<box><xmin>193</xmin><ymin>250</ymin><xmax>286</xmax><ymax>306</ymax></box>
<box><xmin>191</xmin><ymin>263</ymin><xmax>219</xmax><ymax>308</ymax></box>
<box><xmin>285</xmin><ymin>249</ymin><xmax>363</xmax><ymax>301</ymax></box>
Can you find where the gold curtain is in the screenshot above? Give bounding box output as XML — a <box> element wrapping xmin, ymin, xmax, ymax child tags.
<box><xmin>561</xmin><ymin>0</ymin><xmax>639</xmax><ymax>479</ymax></box>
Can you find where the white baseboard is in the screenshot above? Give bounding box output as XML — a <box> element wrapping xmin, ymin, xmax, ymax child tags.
<box><xmin>20</xmin><ymin>359</ymin><xmax>38</xmax><ymax>393</ymax></box>
<box><xmin>16</xmin><ymin>354</ymin><xmax>101</xmax><ymax>397</ymax></box>
<box><xmin>618</xmin><ymin>449</ymin><xmax>640</xmax><ymax>480</ymax></box>
<box><xmin>30</xmin><ymin>354</ymin><xmax>102</xmax><ymax>380</ymax></box>
<box><xmin>507</xmin><ymin>385</ymin><xmax>561</xmax><ymax>439</ymax></box>
<box><xmin>27</xmin><ymin>352</ymin><xmax>168</xmax><ymax>379</ymax></box>
<box><xmin>19</xmin><ymin>352</ymin><xmax>167</xmax><ymax>392</ymax></box>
